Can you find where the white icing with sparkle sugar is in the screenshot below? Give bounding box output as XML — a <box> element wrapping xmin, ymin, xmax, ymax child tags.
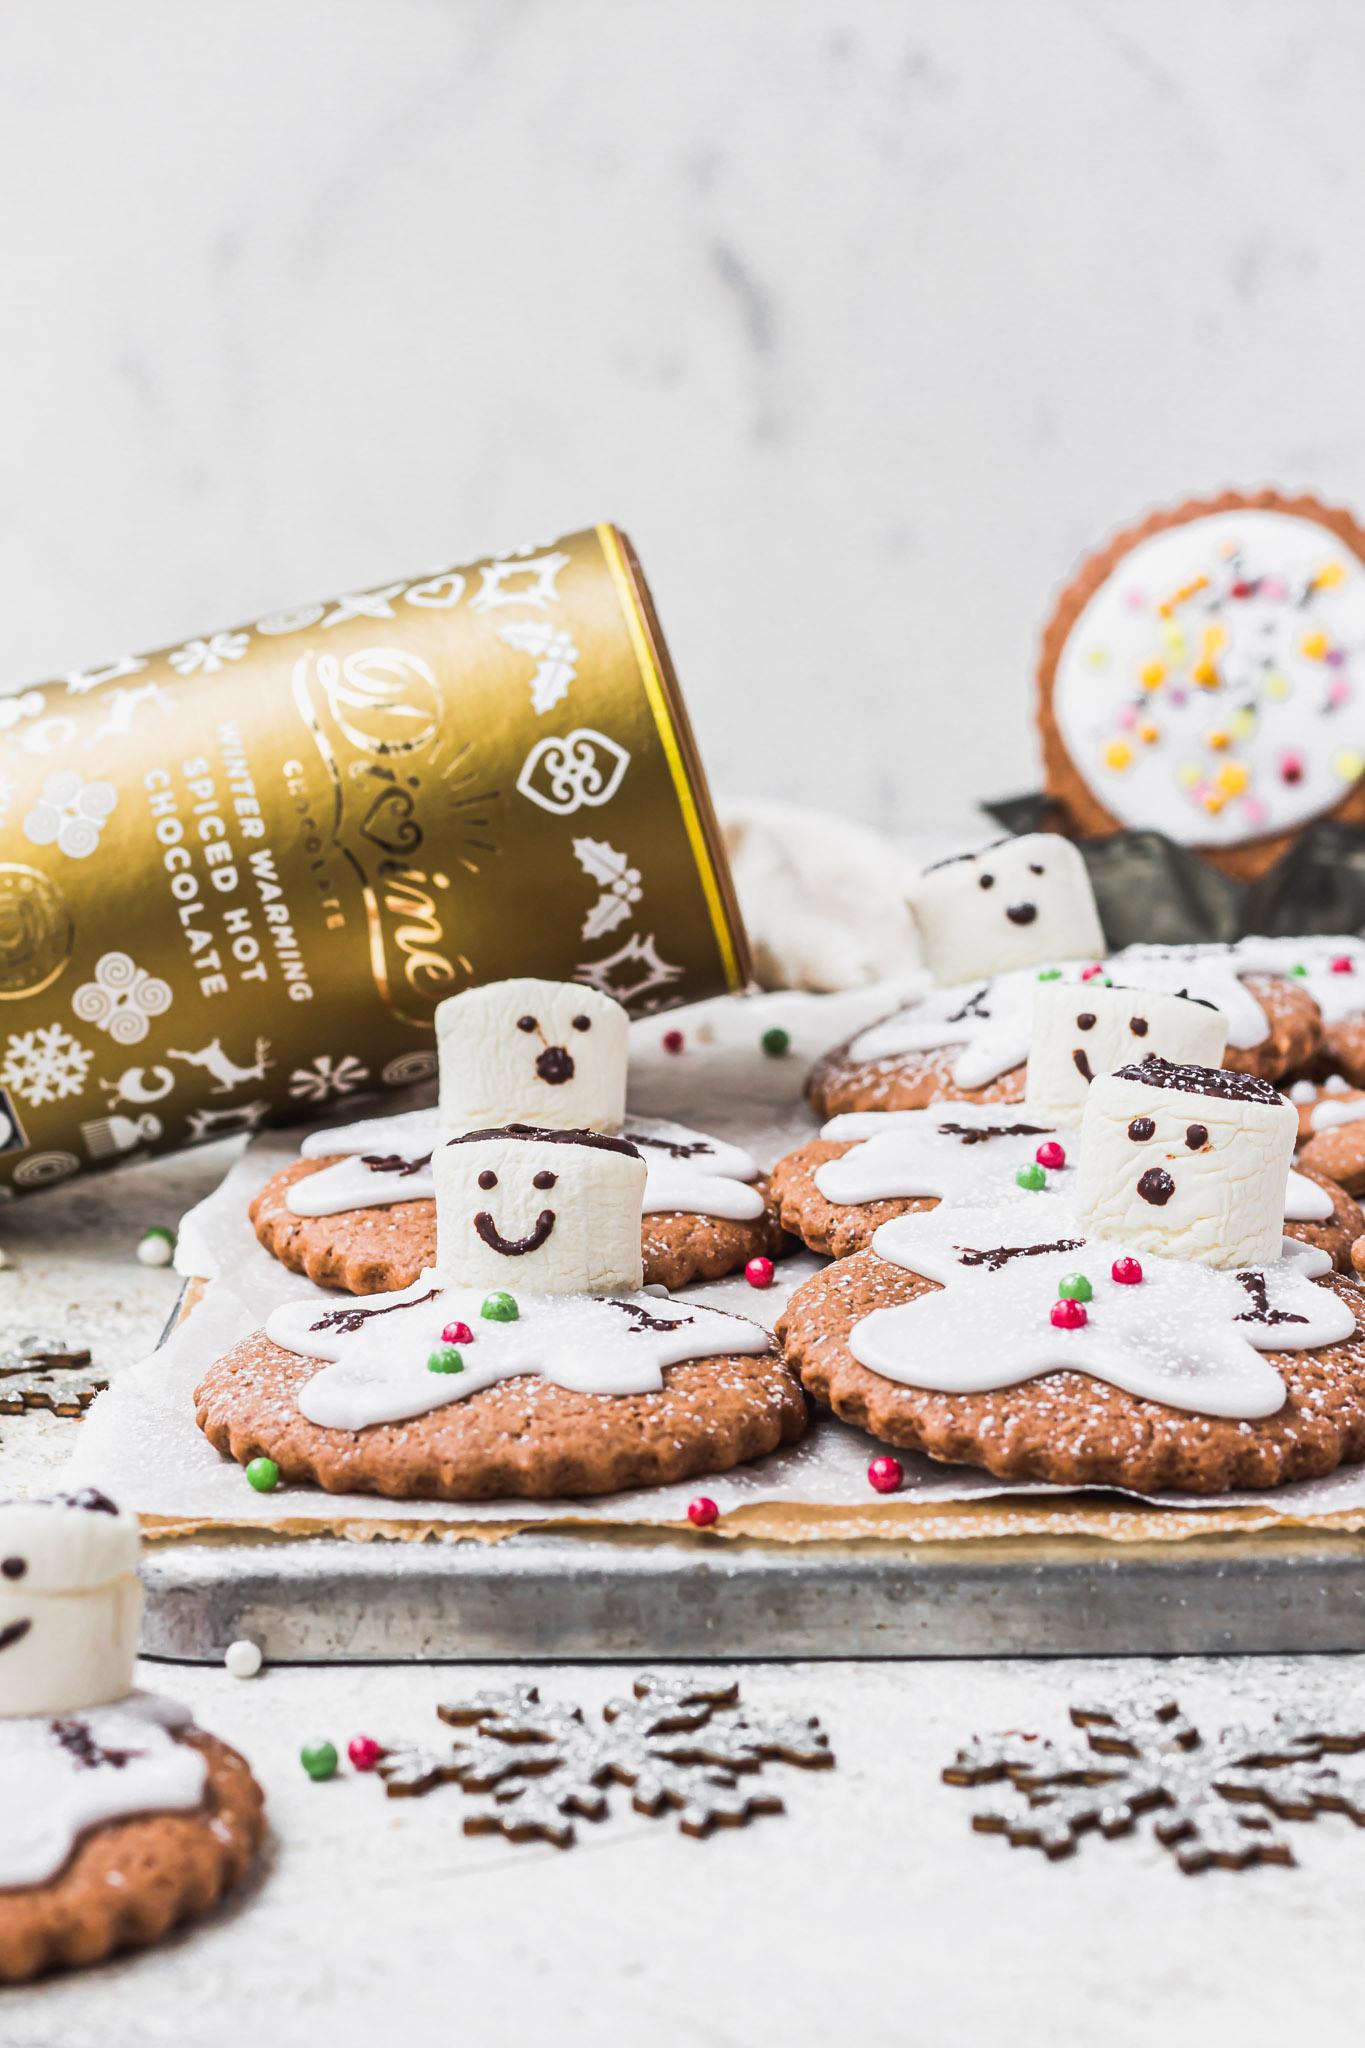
<box><xmin>817</xmin><ymin>1105</ymin><xmax>1333</xmax><ymax>1229</ymax></box>
<box><xmin>1232</xmin><ymin>935</ymin><xmax>1365</xmax><ymax>1028</ymax></box>
<box><xmin>846</xmin><ymin>947</ymin><xmax>1271</xmax><ymax>1090</ymax></box>
<box><xmin>291</xmin><ymin>1111</ymin><xmax>764</xmax><ymax>1222</ymax></box>
<box><xmin>0</xmin><ymin>1692</ymin><xmax>202</xmax><ymax>1890</ymax></box>
<box><xmin>1309</xmin><ymin>1096</ymin><xmax>1365</xmax><ymax>1133</ymax></box>
<box><xmin>266</xmin><ymin>1273</ymin><xmax>770</xmax><ymax>1430</ymax></box>
<box><xmin>1053</xmin><ymin>510</ymin><xmax>1365</xmax><ymax>848</ymax></box>
<box><xmin>852</xmin><ymin>1197</ymin><xmax>1355</xmax><ymax>1419</ymax></box>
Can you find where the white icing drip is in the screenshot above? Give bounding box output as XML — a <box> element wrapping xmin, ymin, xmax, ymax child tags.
<box><xmin>1309</xmin><ymin>1095</ymin><xmax>1365</xmax><ymax>1132</ymax></box>
<box><xmin>1231</xmin><ymin>935</ymin><xmax>1365</xmax><ymax>1028</ymax></box>
<box><xmin>1284</xmin><ymin>1168</ymin><xmax>1336</xmax><ymax>1223</ymax></box>
<box><xmin>818</xmin><ymin>1106</ymin><xmax>1331</xmax><ymax>1232</ymax></box>
<box><xmin>290</xmin><ymin>1111</ymin><xmax>764</xmax><ymax>1223</ymax></box>
<box><xmin>846</xmin><ymin>946</ymin><xmax>1271</xmax><ymax>1090</ymax></box>
<box><xmin>266</xmin><ymin>1272</ymin><xmax>771</xmax><ymax>1431</ymax></box>
<box><xmin>817</xmin><ymin>1104</ymin><xmax>1070</xmax><ymax>1206</ymax></box>
<box><xmin>852</xmin><ymin>1198</ymin><xmax>1356</xmax><ymax>1420</ymax></box>
<box><xmin>0</xmin><ymin>1692</ymin><xmax>202</xmax><ymax>1891</ymax></box>
<box><xmin>1051</xmin><ymin>509</ymin><xmax>1365</xmax><ymax>849</ymax></box>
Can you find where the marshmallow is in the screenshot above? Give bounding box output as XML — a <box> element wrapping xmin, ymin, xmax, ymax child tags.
<box><xmin>1025</xmin><ymin>982</ymin><xmax>1229</xmax><ymax>1128</ymax></box>
<box><xmin>433</xmin><ymin>1125</ymin><xmax>645</xmax><ymax>1294</ymax></box>
<box><xmin>434</xmin><ymin>979</ymin><xmax>628</xmax><ymax>1133</ymax></box>
<box><xmin>1076</xmin><ymin>1057</ymin><xmax>1297</xmax><ymax>1269</ymax></box>
<box><xmin>908</xmin><ymin>834</ymin><xmax>1105</xmax><ymax>986</ymax></box>
<box><xmin>0</xmin><ymin>1491</ymin><xmax>142</xmax><ymax>1718</ymax></box>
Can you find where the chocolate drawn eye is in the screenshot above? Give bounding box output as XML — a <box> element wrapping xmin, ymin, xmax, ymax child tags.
<box><xmin>517</xmin><ymin>1015</ymin><xmax>537</xmax><ymax>1033</ymax></box>
<box><xmin>1076</xmin><ymin>1012</ymin><xmax>1096</xmax><ymax>1031</ymax></box>
<box><xmin>1</xmin><ymin>1557</ymin><xmax>25</xmax><ymax>1580</ymax></box>
<box><xmin>478</xmin><ymin>1169</ymin><xmax>498</xmax><ymax>1190</ymax></box>
<box><xmin>1185</xmin><ymin>1123</ymin><xmax>1209</xmax><ymax>1150</ymax></box>
<box><xmin>1127</xmin><ymin>1116</ymin><xmax>1156</xmax><ymax>1141</ymax></box>
<box><xmin>533</xmin><ymin>1170</ymin><xmax>557</xmax><ymax>1190</ymax></box>
<box><xmin>978</xmin><ymin>873</ymin><xmax>994</xmax><ymax>890</ymax></box>
<box><xmin>1028</xmin><ymin>862</ymin><xmax>1044</xmax><ymax>875</ymax></box>
<box><xmin>571</xmin><ymin>1015</ymin><xmax>592</xmax><ymax>1032</ymax></box>
<box><xmin>1130</xmin><ymin>1017</ymin><xmax>1149</xmax><ymax>1036</ymax></box>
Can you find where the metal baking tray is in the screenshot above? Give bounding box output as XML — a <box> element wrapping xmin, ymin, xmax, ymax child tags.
<box><xmin>138</xmin><ymin>1525</ymin><xmax>1365</xmax><ymax>1664</ymax></box>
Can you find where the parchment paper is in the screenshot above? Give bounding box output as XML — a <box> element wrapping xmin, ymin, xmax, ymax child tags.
<box><xmin>63</xmin><ymin>979</ymin><xmax>1365</xmax><ymax>1543</ymax></box>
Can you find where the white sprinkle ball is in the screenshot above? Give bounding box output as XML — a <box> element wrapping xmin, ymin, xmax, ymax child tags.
<box><xmin>225</xmin><ymin>1638</ymin><xmax>263</xmax><ymax>1680</ymax></box>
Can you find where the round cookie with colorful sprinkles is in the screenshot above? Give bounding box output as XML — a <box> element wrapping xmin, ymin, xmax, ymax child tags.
<box><xmin>1038</xmin><ymin>490</ymin><xmax>1365</xmax><ymax>878</ymax></box>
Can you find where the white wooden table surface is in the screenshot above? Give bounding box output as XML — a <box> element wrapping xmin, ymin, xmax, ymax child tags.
<box><xmin>2</xmin><ymin>1146</ymin><xmax>1363</xmax><ymax>2048</ymax></box>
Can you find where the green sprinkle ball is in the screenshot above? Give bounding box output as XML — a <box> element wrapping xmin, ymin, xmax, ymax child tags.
<box><xmin>1057</xmin><ymin>1273</ymin><xmax>1093</xmax><ymax>1303</ymax></box>
<box><xmin>761</xmin><ymin>1025</ymin><xmax>792</xmax><ymax>1058</ymax></box>
<box><xmin>481</xmin><ymin>1292</ymin><xmax>519</xmax><ymax>1323</ymax></box>
<box><xmin>427</xmin><ymin>1346</ymin><xmax>464</xmax><ymax>1375</ymax></box>
<box><xmin>1015</xmin><ymin>1162</ymin><xmax>1047</xmax><ymax>1192</ymax></box>
<box><xmin>1037</xmin><ymin>968</ymin><xmax>1062</xmax><ymax>982</ymax></box>
<box><xmin>1291</xmin><ymin>963</ymin><xmax>1308</xmax><ymax>977</ymax></box>
<box><xmin>301</xmin><ymin>1740</ymin><xmax>339</xmax><ymax>1782</ymax></box>
<box><xmin>245</xmin><ymin>1457</ymin><xmax>280</xmax><ymax>1494</ymax></box>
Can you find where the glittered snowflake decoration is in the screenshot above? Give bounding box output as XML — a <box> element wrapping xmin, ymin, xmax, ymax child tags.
<box><xmin>945</xmin><ymin>1694</ymin><xmax>1365</xmax><ymax>1873</ymax></box>
<box><xmin>374</xmin><ymin>1675</ymin><xmax>833</xmax><ymax>1848</ymax></box>
<box><xmin>0</xmin><ymin>1024</ymin><xmax>93</xmax><ymax>1107</ymax></box>
<box><xmin>288</xmin><ymin>1053</ymin><xmax>370</xmax><ymax>1104</ymax></box>
<box><xmin>71</xmin><ymin>951</ymin><xmax>173</xmax><ymax>1047</ymax></box>
<box><xmin>22</xmin><ymin>771</ymin><xmax>117</xmax><ymax>860</ymax></box>
<box><xmin>574</xmin><ymin>836</ymin><xmax>643</xmax><ymax>942</ymax></box>
<box><xmin>498</xmin><ymin>620</ymin><xmax>580</xmax><ymax>714</ymax></box>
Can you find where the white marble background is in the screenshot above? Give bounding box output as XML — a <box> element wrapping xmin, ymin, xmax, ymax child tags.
<box><xmin>2</xmin><ymin>0</ymin><xmax>1364</xmax><ymax>833</ymax></box>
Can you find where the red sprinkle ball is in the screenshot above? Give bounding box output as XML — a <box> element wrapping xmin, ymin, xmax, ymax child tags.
<box><xmin>867</xmin><ymin>1455</ymin><xmax>904</xmax><ymax>1495</ymax></box>
<box><xmin>744</xmin><ymin>1255</ymin><xmax>775</xmax><ymax>1289</ymax></box>
<box><xmin>1331</xmin><ymin>956</ymin><xmax>1355</xmax><ymax>976</ymax></box>
<box><xmin>1050</xmin><ymin>1297</ymin><xmax>1088</xmax><ymax>1331</ymax></box>
<box><xmin>1111</xmin><ymin>1256</ymin><xmax>1144</xmax><ymax>1286</ymax></box>
<box><xmin>687</xmin><ymin>1496</ymin><xmax>719</xmax><ymax>1528</ymax></box>
<box><xmin>1035</xmin><ymin>1140</ymin><xmax>1067</xmax><ymax>1171</ymax></box>
<box><xmin>347</xmin><ymin>1735</ymin><xmax>383</xmax><ymax>1772</ymax></box>
<box><xmin>440</xmin><ymin>1321</ymin><xmax>474</xmax><ymax>1347</ymax></box>
<box><xmin>662</xmin><ymin>1028</ymin><xmax>685</xmax><ymax>1055</ymax></box>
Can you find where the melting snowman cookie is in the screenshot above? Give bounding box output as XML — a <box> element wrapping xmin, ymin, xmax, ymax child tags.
<box><xmin>1077</xmin><ymin>1056</ymin><xmax>1298</xmax><ymax>1269</ymax></box>
<box><xmin>434</xmin><ymin>978</ymin><xmax>628</xmax><ymax>1134</ymax></box>
<box><xmin>908</xmin><ymin>833</ymin><xmax>1105</xmax><ymax>986</ymax></box>
<box><xmin>0</xmin><ymin>1493</ymin><xmax>264</xmax><ymax>1977</ymax></box>
<box><xmin>1025</xmin><ymin>980</ymin><xmax>1229</xmax><ymax>1126</ymax></box>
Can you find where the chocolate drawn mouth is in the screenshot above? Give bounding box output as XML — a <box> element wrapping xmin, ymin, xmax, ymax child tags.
<box><xmin>1137</xmin><ymin>1167</ymin><xmax>1175</xmax><ymax>1207</ymax></box>
<box><xmin>1072</xmin><ymin>1049</ymin><xmax>1094</xmax><ymax>1082</ymax></box>
<box><xmin>0</xmin><ymin>1620</ymin><xmax>31</xmax><ymax>1654</ymax></box>
<box><xmin>474</xmin><ymin>1210</ymin><xmax>557</xmax><ymax>1257</ymax></box>
<box><xmin>535</xmin><ymin>1046</ymin><xmax>575</xmax><ymax>1085</ymax></box>
<box><xmin>1005</xmin><ymin>901</ymin><xmax>1038</xmax><ymax>926</ymax></box>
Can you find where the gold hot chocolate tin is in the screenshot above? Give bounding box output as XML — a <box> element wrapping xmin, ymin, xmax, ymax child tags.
<box><xmin>0</xmin><ymin>525</ymin><xmax>748</xmax><ymax>1195</ymax></box>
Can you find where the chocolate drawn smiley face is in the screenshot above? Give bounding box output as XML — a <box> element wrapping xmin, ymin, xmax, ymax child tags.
<box><xmin>517</xmin><ymin>1009</ymin><xmax>594</xmax><ymax>1088</ymax></box>
<box><xmin>0</xmin><ymin>1554</ymin><xmax>30</xmax><ymax>1653</ymax></box>
<box><xmin>472</xmin><ymin>1162</ymin><xmax>559</xmax><ymax>1258</ymax></box>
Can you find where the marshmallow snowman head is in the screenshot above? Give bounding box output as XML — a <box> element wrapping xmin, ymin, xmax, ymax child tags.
<box><xmin>433</xmin><ymin>1124</ymin><xmax>646</xmax><ymax>1294</ymax></box>
<box><xmin>1076</xmin><ymin>1056</ymin><xmax>1297</xmax><ymax>1268</ymax></box>
<box><xmin>907</xmin><ymin>834</ymin><xmax>1106</xmax><ymax>987</ymax></box>
<box><xmin>1025</xmin><ymin>982</ymin><xmax>1230</xmax><ymax>1127</ymax></box>
<box><xmin>434</xmin><ymin>979</ymin><xmax>628</xmax><ymax>1134</ymax></box>
<box><xmin>0</xmin><ymin>1490</ymin><xmax>141</xmax><ymax>1719</ymax></box>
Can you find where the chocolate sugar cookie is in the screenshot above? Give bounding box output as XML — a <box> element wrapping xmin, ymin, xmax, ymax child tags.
<box><xmin>1037</xmin><ymin>489</ymin><xmax>1365</xmax><ymax>880</ymax></box>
